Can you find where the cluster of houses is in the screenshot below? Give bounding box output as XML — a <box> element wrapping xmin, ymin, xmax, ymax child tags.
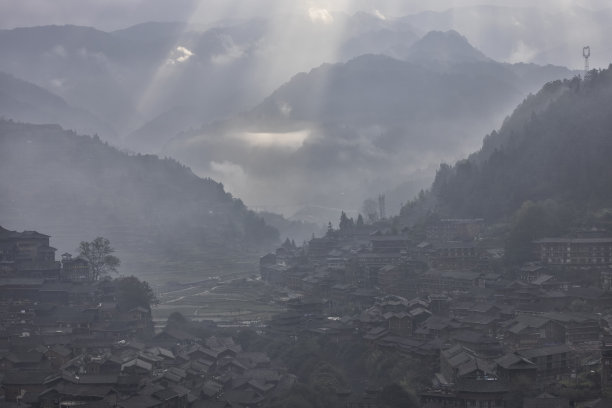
<box><xmin>0</xmin><ymin>226</ymin><xmax>295</xmax><ymax>408</ymax></box>
<box><xmin>5</xmin><ymin>218</ymin><xmax>612</xmax><ymax>407</ymax></box>
<box><xmin>1</xmin><ymin>327</ymin><xmax>295</xmax><ymax>408</ymax></box>
<box><xmin>260</xmin><ymin>219</ymin><xmax>612</xmax><ymax>407</ymax></box>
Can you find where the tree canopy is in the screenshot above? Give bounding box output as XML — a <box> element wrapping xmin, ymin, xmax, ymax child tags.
<box><xmin>401</xmin><ymin>67</ymin><xmax>612</xmax><ymax>226</ymax></box>
<box><xmin>78</xmin><ymin>236</ymin><xmax>120</xmax><ymax>280</ymax></box>
<box><xmin>114</xmin><ymin>276</ymin><xmax>158</xmax><ymax>311</ymax></box>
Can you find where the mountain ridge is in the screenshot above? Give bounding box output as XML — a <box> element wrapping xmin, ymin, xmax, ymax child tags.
<box><xmin>164</xmin><ymin>44</ymin><xmax>577</xmax><ymax>220</ymax></box>
<box><xmin>0</xmin><ymin>119</ymin><xmax>279</xmax><ymax>278</ymax></box>
<box><xmin>0</xmin><ymin>70</ymin><xmax>115</xmax><ymax>138</ymax></box>
<box><xmin>399</xmin><ymin>66</ymin><xmax>612</xmax><ymax>225</ymax></box>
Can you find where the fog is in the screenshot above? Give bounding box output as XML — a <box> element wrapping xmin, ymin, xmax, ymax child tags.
<box><xmin>1</xmin><ymin>0</ymin><xmax>610</xmax><ymax>227</ymax></box>
<box><xmin>3</xmin><ymin>4</ymin><xmax>612</xmax><ymax>406</ymax></box>
<box><xmin>2</xmin><ymin>1</ymin><xmax>611</xmax><ymax>31</ymax></box>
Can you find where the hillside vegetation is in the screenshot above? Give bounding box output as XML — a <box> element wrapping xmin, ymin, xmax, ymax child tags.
<box><xmin>0</xmin><ymin>120</ymin><xmax>278</xmax><ymax>279</ymax></box>
<box><xmin>400</xmin><ymin>67</ymin><xmax>612</xmax><ymax>226</ymax></box>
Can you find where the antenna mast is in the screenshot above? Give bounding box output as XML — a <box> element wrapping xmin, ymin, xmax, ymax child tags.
<box><xmin>583</xmin><ymin>46</ymin><xmax>591</xmax><ymax>76</ymax></box>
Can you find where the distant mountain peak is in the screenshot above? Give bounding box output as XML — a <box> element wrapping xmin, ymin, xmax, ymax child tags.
<box><xmin>406</xmin><ymin>29</ymin><xmax>490</xmax><ymax>64</ymax></box>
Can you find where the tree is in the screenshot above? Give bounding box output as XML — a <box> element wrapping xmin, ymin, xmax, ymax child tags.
<box><xmin>339</xmin><ymin>211</ymin><xmax>354</xmax><ymax>231</ymax></box>
<box><xmin>114</xmin><ymin>276</ymin><xmax>158</xmax><ymax>311</ymax></box>
<box><xmin>78</xmin><ymin>237</ymin><xmax>120</xmax><ymax>280</ymax></box>
<box><xmin>326</xmin><ymin>221</ymin><xmax>334</xmax><ymax>236</ymax></box>
<box><xmin>282</xmin><ymin>238</ymin><xmax>293</xmax><ymax>249</ymax></box>
<box><xmin>505</xmin><ymin>200</ymin><xmax>572</xmax><ymax>265</ymax></box>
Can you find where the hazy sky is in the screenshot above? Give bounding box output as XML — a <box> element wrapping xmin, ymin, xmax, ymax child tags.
<box><xmin>1</xmin><ymin>0</ymin><xmax>609</xmax><ymax>31</ymax></box>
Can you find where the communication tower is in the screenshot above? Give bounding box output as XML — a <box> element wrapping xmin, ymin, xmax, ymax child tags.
<box><xmin>583</xmin><ymin>46</ymin><xmax>591</xmax><ymax>75</ymax></box>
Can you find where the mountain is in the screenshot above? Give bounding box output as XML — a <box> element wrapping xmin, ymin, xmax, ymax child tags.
<box><xmin>0</xmin><ymin>71</ymin><xmax>114</xmax><ymax>137</ymax></box>
<box><xmin>0</xmin><ymin>7</ymin><xmax>607</xmax><ymax>150</ymax></box>
<box><xmin>164</xmin><ymin>34</ymin><xmax>577</xmax><ymax>222</ymax></box>
<box><xmin>257</xmin><ymin>211</ymin><xmax>323</xmax><ymax>244</ymax></box>
<box><xmin>337</xmin><ymin>11</ymin><xmax>418</xmax><ymax>61</ymax></box>
<box><xmin>0</xmin><ymin>22</ymin><xmax>270</xmax><ymax>139</ymax></box>
<box><xmin>0</xmin><ymin>15</ymin><xmax>419</xmax><ymax>148</ymax></box>
<box><xmin>401</xmin><ymin>30</ymin><xmax>489</xmax><ymax>64</ymax></box>
<box><xmin>0</xmin><ymin>119</ymin><xmax>279</xmax><ymax>280</ymax></box>
<box><xmin>0</xmin><ymin>25</ymin><xmax>139</xmax><ymax>136</ymax></box>
<box><xmin>126</xmin><ymin>106</ymin><xmax>204</xmax><ymax>153</ymax></box>
<box><xmin>400</xmin><ymin>5</ymin><xmax>612</xmax><ymax>68</ymax></box>
<box><xmin>404</xmin><ymin>66</ymin><xmax>612</xmax><ymax>223</ymax></box>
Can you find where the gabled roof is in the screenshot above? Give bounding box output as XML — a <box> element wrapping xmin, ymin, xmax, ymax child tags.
<box><xmin>457</xmin><ymin>358</ymin><xmax>495</xmax><ymax>378</ymax></box>
<box><xmin>441</xmin><ymin>344</ymin><xmax>464</xmax><ymax>359</ymax></box>
<box><xmin>0</xmin><ymin>226</ymin><xmax>49</xmax><ymax>239</ymax></box>
<box><xmin>246</xmin><ymin>379</ymin><xmax>274</xmax><ymax>393</ymax></box>
<box><xmin>455</xmin><ymin>379</ymin><xmax>509</xmax><ymax>393</ymax></box>
<box><xmin>152</xmin><ymin>388</ymin><xmax>179</xmax><ymax>401</ymax></box>
<box><xmin>49</xmin><ymin>344</ymin><xmax>72</xmax><ymax>357</ymax></box>
<box><xmin>223</xmin><ymin>389</ymin><xmax>264</xmax><ymax>405</ymax></box>
<box><xmin>542</xmin><ymin>312</ymin><xmax>599</xmax><ymax>324</ymax></box>
<box><xmin>459</xmin><ymin>314</ymin><xmax>498</xmax><ymax>326</ymax></box>
<box><xmin>519</xmin><ymin>344</ymin><xmax>572</xmax><ymax>359</ymax></box>
<box><xmin>118</xmin><ymin>395</ymin><xmax>162</xmax><ymax>408</ymax></box>
<box><xmin>383</xmin><ymin>311</ymin><xmax>411</xmax><ymax>320</ymax></box>
<box><xmin>65</xmin><ymin>374</ymin><xmax>118</xmax><ymax>385</ymax></box>
<box><xmin>422</xmin><ymin>316</ymin><xmax>460</xmax><ymax>331</ymax></box>
<box><xmin>2</xmin><ymin>369</ymin><xmax>59</xmax><ymax>385</ymax></box>
<box><xmin>505</xmin><ymin>314</ymin><xmax>551</xmax><ymax>330</ymax></box>
<box><xmin>146</xmin><ymin>346</ymin><xmax>175</xmax><ymax>359</ymax></box>
<box><xmin>200</xmin><ymin>380</ymin><xmax>223</xmax><ymax>398</ymax></box>
<box><xmin>7</xmin><ymin>349</ymin><xmax>44</xmax><ymax>364</ymax></box>
<box><xmin>531</xmin><ymin>274</ymin><xmax>554</xmax><ymax>286</ymax></box>
<box><xmin>122</xmin><ymin>358</ymin><xmax>153</xmax><ymax>372</ymax></box>
<box><xmin>447</xmin><ymin>352</ymin><xmax>472</xmax><ymax>368</ymax></box>
<box><xmin>43</xmin><ymin>383</ymin><xmax>115</xmax><ymax>398</ymax></box>
<box><xmin>495</xmin><ymin>353</ymin><xmax>536</xmax><ymax>370</ymax></box>
<box><xmin>363</xmin><ymin>326</ymin><xmax>388</xmax><ymax>340</ymax></box>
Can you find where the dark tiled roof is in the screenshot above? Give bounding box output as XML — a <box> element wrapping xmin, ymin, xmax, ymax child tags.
<box><xmin>495</xmin><ymin>353</ymin><xmax>536</xmax><ymax>370</ymax></box>
<box><xmin>455</xmin><ymin>379</ymin><xmax>509</xmax><ymax>393</ymax></box>
<box><xmin>2</xmin><ymin>369</ymin><xmax>59</xmax><ymax>385</ymax></box>
<box><xmin>0</xmin><ymin>226</ymin><xmax>49</xmax><ymax>239</ymax></box>
<box><xmin>519</xmin><ymin>344</ymin><xmax>572</xmax><ymax>359</ymax></box>
<box><xmin>118</xmin><ymin>395</ymin><xmax>161</xmax><ymax>408</ymax></box>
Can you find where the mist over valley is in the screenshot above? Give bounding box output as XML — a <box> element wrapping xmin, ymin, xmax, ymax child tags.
<box><xmin>3</xmin><ymin>3</ymin><xmax>612</xmax><ymax>406</ymax></box>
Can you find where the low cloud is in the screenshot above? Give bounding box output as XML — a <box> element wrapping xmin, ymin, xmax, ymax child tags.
<box><xmin>234</xmin><ymin>130</ymin><xmax>309</xmax><ymax>149</ymax></box>
<box><xmin>167</xmin><ymin>46</ymin><xmax>194</xmax><ymax>64</ymax></box>
<box><xmin>278</xmin><ymin>102</ymin><xmax>292</xmax><ymax>117</ymax></box>
<box><xmin>508</xmin><ymin>40</ymin><xmax>538</xmax><ymax>63</ymax></box>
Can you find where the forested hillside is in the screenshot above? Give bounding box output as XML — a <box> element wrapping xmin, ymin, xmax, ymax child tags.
<box><xmin>0</xmin><ymin>120</ymin><xmax>278</xmax><ymax>277</ymax></box>
<box><xmin>402</xmin><ymin>67</ymin><xmax>612</xmax><ymax>224</ymax></box>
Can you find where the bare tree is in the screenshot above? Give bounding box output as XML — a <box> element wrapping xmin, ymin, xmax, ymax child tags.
<box><xmin>78</xmin><ymin>237</ymin><xmax>120</xmax><ymax>280</ymax></box>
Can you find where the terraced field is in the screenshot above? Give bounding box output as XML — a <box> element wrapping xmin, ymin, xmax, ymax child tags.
<box><xmin>152</xmin><ymin>277</ymin><xmax>286</xmax><ymax>329</ymax></box>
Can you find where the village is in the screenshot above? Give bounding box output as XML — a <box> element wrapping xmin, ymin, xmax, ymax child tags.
<box><xmin>260</xmin><ymin>216</ymin><xmax>612</xmax><ymax>407</ymax></box>
<box><xmin>2</xmin><ymin>216</ymin><xmax>612</xmax><ymax>407</ymax></box>
<box><xmin>0</xmin><ymin>226</ymin><xmax>296</xmax><ymax>408</ymax></box>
